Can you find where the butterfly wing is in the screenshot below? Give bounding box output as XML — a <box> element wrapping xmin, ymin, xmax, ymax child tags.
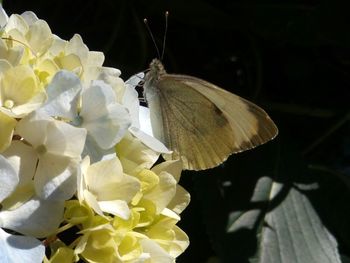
<box><xmin>174</xmin><ymin>74</ymin><xmax>278</xmax><ymax>149</ymax></box>
<box><xmin>145</xmin><ymin>73</ymin><xmax>278</xmax><ymax>170</ymax></box>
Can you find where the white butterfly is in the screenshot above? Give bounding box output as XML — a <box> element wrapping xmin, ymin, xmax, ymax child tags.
<box><xmin>143</xmin><ymin>58</ymin><xmax>278</xmax><ymax>170</ymax></box>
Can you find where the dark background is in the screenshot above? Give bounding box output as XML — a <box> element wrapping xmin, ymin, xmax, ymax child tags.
<box><xmin>3</xmin><ymin>1</ymin><xmax>349</xmax><ymax>262</ymax></box>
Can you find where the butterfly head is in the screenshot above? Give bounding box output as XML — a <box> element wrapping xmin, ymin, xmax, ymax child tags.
<box><xmin>149</xmin><ymin>59</ymin><xmax>166</xmax><ymax>77</ymax></box>
<box><xmin>145</xmin><ymin>58</ymin><xmax>166</xmax><ymax>88</ymax></box>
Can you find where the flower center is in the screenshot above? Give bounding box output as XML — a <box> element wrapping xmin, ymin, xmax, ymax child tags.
<box><xmin>71</xmin><ymin>115</ymin><xmax>83</xmax><ymax>126</ymax></box>
<box><xmin>36</xmin><ymin>144</ymin><xmax>47</xmax><ymax>155</ymax></box>
<box><xmin>4</xmin><ymin>99</ymin><xmax>14</xmax><ymax>109</ymax></box>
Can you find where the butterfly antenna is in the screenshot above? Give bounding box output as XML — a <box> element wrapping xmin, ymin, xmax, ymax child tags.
<box><xmin>161</xmin><ymin>11</ymin><xmax>169</xmax><ymax>61</ymax></box>
<box><xmin>143</xmin><ymin>18</ymin><xmax>161</xmax><ymax>59</ymax></box>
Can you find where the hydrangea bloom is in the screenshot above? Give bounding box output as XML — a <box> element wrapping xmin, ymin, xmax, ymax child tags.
<box><xmin>0</xmin><ymin>5</ymin><xmax>189</xmax><ymax>263</ymax></box>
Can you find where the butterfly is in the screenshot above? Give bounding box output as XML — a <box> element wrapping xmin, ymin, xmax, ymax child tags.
<box><xmin>143</xmin><ymin>58</ymin><xmax>278</xmax><ymax>171</ymax></box>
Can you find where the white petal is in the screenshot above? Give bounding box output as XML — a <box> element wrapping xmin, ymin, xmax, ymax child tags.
<box><xmin>49</xmin><ymin>35</ymin><xmax>67</xmax><ymax>56</ymax></box>
<box><xmin>45</xmin><ymin>119</ymin><xmax>87</xmax><ymax>158</ymax></box>
<box><xmin>20</xmin><ymin>11</ymin><xmax>39</xmax><ymax>25</ymax></box>
<box><xmin>26</xmin><ymin>20</ymin><xmax>52</xmax><ymax>55</ymax></box>
<box><xmin>5</xmin><ymin>14</ymin><xmax>28</xmax><ymax>34</ymax></box>
<box><xmin>89</xmin><ymin>103</ymin><xmax>130</xmax><ymax>148</ymax></box>
<box><xmin>86</xmin><ymin>158</ymin><xmax>140</xmax><ymax>202</ymax></box>
<box><xmin>116</xmin><ymin>132</ymin><xmax>160</xmax><ymax>174</ymax></box>
<box><xmin>125</xmin><ymin>72</ymin><xmax>144</xmax><ymax>87</ymax></box>
<box><xmin>2</xmin><ymin>141</ymin><xmax>38</xmax><ymax>187</ymax></box>
<box><xmin>123</xmin><ymin>82</ymin><xmax>140</xmax><ymax>128</ymax></box>
<box><xmin>167</xmin><ymin>185</ymin><xmax>191</xmax><ymax>215</ymax></box>
<box><xmin>139</xmin><ymin>239</ymin><xmax>174</xmax><ymax>263</ymax></box>
<box><xmin>170</xmin><ymin>226</ymin><xmax>190</xmax><ymax>257</ymax></box>
<box><xmin>10</xmin><ymin>91</ymin><xmax>47</xmax><ymax>118</ymax></box>
<box><xmin>129</xmin><ymin>126</ymin><xmax>171</xmax><ymax>154</ymax></box>
<box><xmin>35</xmin><ymin>154</ymin><xmax>79</xmax><ymax>200</ymax></box>
<box><xmin>81</xmin><ymin>80</ymin><xmax>131</xmax><ymax>149</ymax></box>
<box><xmin>83</xmin><ymin>189</ymin><xmax>103</xmax><ymax>216</ymax></box>
<box><xmin>124</xmin><ymin>72</ymin><xmax>144</xmax><ymax>115</ymax></box>
<box><xmin>86</xmin><ymin>51</ymin><xmax>105</xmax><ymax>67</ymax></box>
<box><xmin>139</xmin><ymin>106</ymin><xmax>153</xmax><ymax>137</ymax></box>
<box><xmin>0</xmin><ymin>42</ymin><xmax>24</xmax><ymax>66</ymax></box>
<box><xmin>97</xmin><ymin>67</ymin><xmax>121</xmax><ymax>80</ymax></box>
<box><xmin>85</xmin><ymin>157</ymin><xmax>124</xmax><ymax>188</ymax></box>
<box><xmin>18</xmin><ymin>111</ymin><xmax>86</xmax><ymax>158</ymax></box>
<box><xmin>0</xmin><ymin>228</ymin><xmax>45</xmax><ymax>263</ymax></box>
<box><xmin>0</xmin><ymin>155</ymin><xmax>19</xmax><ymax>202</ymax></box>
<box><xmin>146</xmin><ymin>218</ymin><xmax>189</xmax><ymax>257</ymax></box>
<box><xmin>96</xmin><ymin>67</ymin><xmax>124</xmax><ymax>100</ymax></box>
<box><xmin>77</xmin><ymin>156</ymin><xmax>89</xmax><ymax>202</ymax></box>
<box><xmin>82</xmin><ymin>135</ymin><xmax>116</xmax><ymax>163</ymax></box>
<box><xmin>98</xmin><ymin>200</ymin><xmax>130</xmax><ymax>219</ymax></box>
<box><xmin>161</xmin><ymin>208</ymin><xmax>180</xmax><ymax>221</ymax></box>
<box><xmin>15</xmin><ymin>111</ymin><xmax>50</xmax><ymax>147</ymax></box>
<box><xmin>0</xmin><ymin>59</ymin><xmax>12</xmax><ymax>72</ymax></box>
<box><xmin>0</xmin><ymin>197</ymin><xmax>64</xmax><ymax>238</ymax></box>
<box><xmin>0</xmin><ymin>5</ymin><xmax>9</xmax><ymax>27</ymax></box>
<box><xmin>41</xmin><ymin>70</ymin><xmax>81</xmax><ymax>120</ymax></box>
<box><xmin>152</xmin><ymin>160</ymin><xmax>183</xmax><ymax>182</ymax></box>
<box><xmin>144</xmin><ymin>172</ymin><xmax>177</xmax><ymax>214</ymax></box>
<box><xmin>66</xmin><ymin>34</ymin><xmax>88</xmax><ymax>62</ymax></box>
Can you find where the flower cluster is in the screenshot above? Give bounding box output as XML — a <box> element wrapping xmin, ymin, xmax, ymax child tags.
<box><xmin>0</xmin><ymin>6</ymin><xmax>189</xmax><ymax>263</ymax></box>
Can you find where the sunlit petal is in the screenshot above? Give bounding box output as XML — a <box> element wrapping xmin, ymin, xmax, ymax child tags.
<box><xmin>0</xmin><ymin>197</ymin><xmax>64</xmax><ymax>238</ymax></box>
<box><xmin>0</xmin><ymin>228</ymin><xmax>45</xmax><ymax>263</ymax></box>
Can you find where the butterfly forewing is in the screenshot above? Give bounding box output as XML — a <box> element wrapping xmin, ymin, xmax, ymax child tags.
<box><xmin>174</xmin><ymin>75</ymin><xmax>278</xmax><ymax>150</ymax></box>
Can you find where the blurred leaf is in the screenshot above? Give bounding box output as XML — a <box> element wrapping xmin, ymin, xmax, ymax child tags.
<box><xmin>225</xmin><ymin>170</ymin><xmax>342</xmax><ymax>263</ymax></box>
<box><xmin>228</xmin><ymin>143</ymin><xmax>342</xmax><ymax>263</ymax></box>
<box><xmin>227</xmin><ymin>176</ymin><xmax>272</xmax><ymax>233</ymax></box>
<box><xmin>192</xmin><ymin>142</ymin><xmax>279</xmax><ymax>262</ymax></box>
<box><xmin>250</xmin><ymin>180</ymin><xmax>341</xmax><ymax>263</ymax></box>
<box><xmin>195</xmin><ymin>137</ymin><xmax>343</xmax><ymax>262</ymax></box>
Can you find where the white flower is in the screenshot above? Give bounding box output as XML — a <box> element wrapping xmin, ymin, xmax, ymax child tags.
<box><xmin>78</xmin><ymin>156</ymin><xmax>140</xmax><ymax>220</ymax></box>
<box><xmin>16</xmin><ymin>111</ymin><xmax>86</xmax><ymax>200</ymax></box>
<box><xmin>1</xmin><ymin>10</ymin><xmax>53</xmax><ymax>67</ymax></box>
<box><xmin>116</xmin><ymin>132</ymin><xmax>160</xmax><ymax>175</ymax></box>
<box><xmin>48</xmin><ymin>34</ymin><xmax>105</xmax><ymax>84</ymax></box>
<box><xmin>0</xmin><ymin>153</ymin><xmax>63</xmax><ymax>263</ymax></box>
<box><xmin>41</xmin><ymin>70</ymin><xmax>131</xmax><ymax>162</ymax></box>
<box><xmin>0</xmin><ymin>5</ymin><xmax>190</xmax><ymax>262</ymax></box>
<box><xmin>80</xmin><ymin>80</ymin><xmax>130</xmax><ymax>149</ymax></box>
<box><xmin>0</xmin><ymin>64</ymin><xmax>46</xmax><ymax>118</ymax></box>
<box><xmin>0</xmin><ymin>142</ymin><xmax>65</xmax><ymax>238</ymax></box>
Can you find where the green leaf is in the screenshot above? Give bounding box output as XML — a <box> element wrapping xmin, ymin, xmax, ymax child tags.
<box><xmin>227</xmin><ymin>176</ymin><xmax>273</xmax><ymax>233</ymax></box>
<box><xmin>251</xmin><ymin>180</ymin><xmax>340</xmax><ymax>263</ymax></box>
<box><xmin>224</xmin><ymin>143</ymin><xmax>342</xmax><ymax>263</ymax></box>
<box><xmin>192</xmin><ymin>142</ymin><xmax>280</xmax><ymax>262</ymax></box>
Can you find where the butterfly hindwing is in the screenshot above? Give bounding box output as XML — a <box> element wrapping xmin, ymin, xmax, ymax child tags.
<box><xmin>148</xmin><ymin>75</ymin><xmax>239</xmax><ymax>170</ymax></box>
